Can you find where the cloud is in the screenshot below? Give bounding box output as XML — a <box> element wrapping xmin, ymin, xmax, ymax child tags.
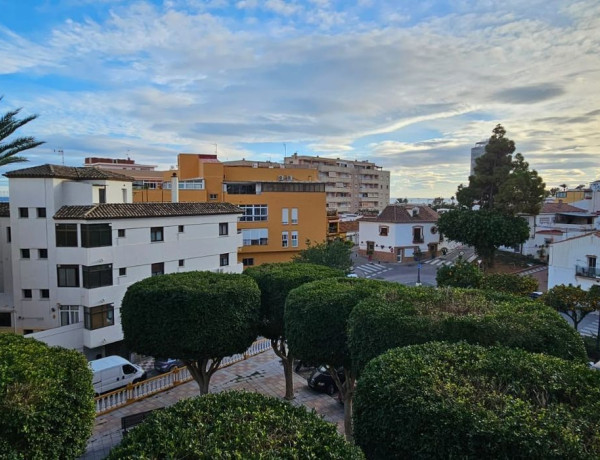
<box><xmin>493</xmin><ymin>84</ymin><xmax>566</xmax><ymax>104</ymax></box>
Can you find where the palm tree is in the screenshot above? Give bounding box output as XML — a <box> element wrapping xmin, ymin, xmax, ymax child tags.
<box><xmin>0</xmin><ymin>96</ymin><xmax>45</xmax><ymax>167</ymax></box>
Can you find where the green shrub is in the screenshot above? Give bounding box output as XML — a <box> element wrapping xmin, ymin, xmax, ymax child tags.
<box><xmin>481</xmin><ymin>272</ymin><xmax>538</xmax><ymax>296</ymax></box>
<box><xmin>109</xmin><ymin>391</ymin><xmax>363</xmax><ymax>459</ymax></box>
<box><xmin>348</xmin><ymin>286</ymin><xmax>586</xmax><ymax>373</ymax></box>
<box><xmin>0</xmin><ymin>333</ymin><xmax>95</xmax><ymax>459</ymax></box>
<box><xmin>354</xmin><ymin>342</ymin><xmax>600</xmax><ymax>459</ymax></box>
<box><xmin>435</xmin><ymin>257</ymin><xmax>483</xmax><ymax>288</ymax></box>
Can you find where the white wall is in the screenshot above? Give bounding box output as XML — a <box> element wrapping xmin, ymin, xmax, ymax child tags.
<box><xmin>548</xmin><ymin>233</ymin><xmax>600</xmax><ymax>290</ymax></box>
<box><xmin>359</xmin><ymin>220</ymin><xmax>440</xmax><ymax>258</ymax></box>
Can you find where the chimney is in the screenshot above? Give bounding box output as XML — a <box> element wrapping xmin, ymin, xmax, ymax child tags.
<box><xmin>171</xmin><ymin>173</ymin><xmax>179</xmax><ymax>203</ymax></box>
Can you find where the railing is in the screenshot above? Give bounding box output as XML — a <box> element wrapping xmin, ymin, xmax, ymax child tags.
<box><xmin>95</xmin><ymin>338</ymin><xmax>272</xmax><ymax>415</ymax></box>
<box><xmin>576</xmin><ymin>265</ymin><xmax>600</xmax><ymax>279</ymax></box>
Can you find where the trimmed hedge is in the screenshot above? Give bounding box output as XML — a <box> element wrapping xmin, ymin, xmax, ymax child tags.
<box><xmin>348</xmin><ymin>286</ymin><xmax>586</xmax><ymax>373</ymax></box>
<box><xmin>481</xmin><ymin>272</ymin><xmax>538</xmax><ymax>296</ymax></box>
<box><xmin>244</xmin><ymin>262</ymin><xmax>344</xmax><ymax>339</ymax></box>
<box><xmin>354</xmin><ymin>342</ymin><xmax>600</xmax><ymax>459</ymax></box>
<box><xmin>0</xmin><ymin>333</ymin><xmax>95</xmax><ymax>459</ymax></box>
<box><xmin>108</xmin><ymin>391</ymin><xmax>363</xmax><ymax>459</ymax></box>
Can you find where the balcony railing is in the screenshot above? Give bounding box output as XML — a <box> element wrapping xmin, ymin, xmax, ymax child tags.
<box><xmin>576</xmin><ymin>265</ymin><xmax>600</xmax><ymax>279</ymax></box>
<box><xmin>413</xmin><ymin>238</ymin><xmax>424</xmax><ymax>244</ymax></box>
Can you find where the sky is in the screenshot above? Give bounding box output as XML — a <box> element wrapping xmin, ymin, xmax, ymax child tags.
<box><xmin>0</xmin><ymin>0</ymin><xmax>598</xmax><ymax>199</ymax></box>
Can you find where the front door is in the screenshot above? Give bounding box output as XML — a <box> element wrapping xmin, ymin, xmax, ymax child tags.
<box><xmin>396</xmin><ymin>248</ymin><xmax>403</xmax><ymax>263</ymax></box>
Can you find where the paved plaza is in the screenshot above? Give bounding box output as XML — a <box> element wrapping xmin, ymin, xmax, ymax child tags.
<box><xmin>81</xmin><ymin>349</ymin><xmax>344</xmax><ymax>459</ymax></box>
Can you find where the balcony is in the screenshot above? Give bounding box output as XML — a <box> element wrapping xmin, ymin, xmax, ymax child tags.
<box><xmin>576</xmin><ymin>265</ymin><xmax>600</xmax><ymax>279</ymax></box>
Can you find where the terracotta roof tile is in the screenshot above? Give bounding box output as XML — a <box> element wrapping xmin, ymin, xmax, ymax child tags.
<box><xmin>541</xmin><ymin>202</ymin><xmax>587</xmax><ymax>214</ymax></box>
<box><xmin>4</xmin><ymin>164</ymin><xmax>134</xmax><ymax>181</ymax></box>
<box><xmin>375</xmin><ymin>205</ymin><xmax>439</xmax><ymax>223</ymax></box>
<box><xmin>54</xmin><ymin>202</ymin><xmax>242</xmax><ymax>220</ymax></box>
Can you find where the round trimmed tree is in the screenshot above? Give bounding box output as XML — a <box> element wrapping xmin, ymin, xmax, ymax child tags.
<box><xmin>285</xmin><ymin>277</ymin><xmax>394</xmax><ymax>440</ymax></box>
<box><xmin>245</xmin><ymin>262</ymin><xmax>344</xmax><ymax>399</ymax></box>
<box><xmin>0</xmin><ymin>333</ymin><xmax>95</xmax><ymax>459</ymax></box>
<box><xmin>108</xmin><ymin>391</ymin><xmax>363</xmax><ymax>459</ymax></box>
<box><xmin>121</xmin><ymin>271</ymin><xmax>260</xmax><ymax>394</ymax></box>
<box><xmin>354</xmin><ymin>342</ymin><xmax>600</xmax><ymax>459</ymax></box>
<box><xmin>348</xmin><ymin>286</ymin><xmax>586</xmax><ymax>373</ymax></box>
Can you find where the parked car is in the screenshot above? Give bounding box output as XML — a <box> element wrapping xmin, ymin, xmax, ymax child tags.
<box><xmin>307</xmin><ymin>365</ymin><xmax>345</xmax><ymax>395</ymax></box>
<box><xmin>90</xmin><ymin>355</ymin><xmax>146</xmax><ymax>394</ymax></box>
<box><xmin>154</xmin><ymin>358</ymin><xmax>184</xmax><ymax>373</ymax></box>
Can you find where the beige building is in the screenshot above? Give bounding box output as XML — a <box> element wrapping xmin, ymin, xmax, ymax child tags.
<box><xmin>284</xmin><ymin>154</ymin><xmax>390</xmax><ymax>213</ymax></box>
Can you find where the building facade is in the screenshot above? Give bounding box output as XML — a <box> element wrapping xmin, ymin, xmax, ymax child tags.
<box><xmin>470</xmin><ymin>140</ymin><xmax>488</xmax><ymax>176</ymax></box>
<box><xmin>2</xmin><ymin>165</ymin><xmax>243</xmax><ymax>358</ymax></box>
<box><xmin>548</xmin><ymin>232</ymin><xmax>600</xmax><ymax>291</ymax></box>
<box><xmin>283</xmin><ymin>154</ymin><xmax>390</xmax><ymax>213</ymax></box>
<box><xmin>132</xmin><ymin>154</ymin><xmax>327</xmax><ymax>267</ymax></box>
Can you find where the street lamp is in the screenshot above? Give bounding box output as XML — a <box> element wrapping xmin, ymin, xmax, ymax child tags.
<box><xmin>414</xmin><ymin>249</ymin><xmax>422</xmax><ymax>287</ymax></box>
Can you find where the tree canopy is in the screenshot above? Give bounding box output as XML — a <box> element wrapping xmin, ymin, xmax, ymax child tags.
<box><xmin>457</xmin><ymin>124</ymin><xmax>546</xmax><ymax>215</ymax></box>
<box><xmin>108</xmin><ymin>391</ymin><xmax>363</xmax><ymax>459</ymax></box>
<box><xmin>0</xmin><ymin>96</ymin><xmax>45</xmax><ymax>167</ymax></box>
<box><xmin>293</xmin><ymin>239</ymin><xmax>353</xmax><ymax>272</ymax></box>
<box><xmin>121</xmin><ymin>271</ymin><xmax>260</xmax><ymax>393</ymax></box>
<box><xmin>437</xmin><ymin>209</ymin><xmax>530</xmax><ymax>267</ymax></box>
<box><xmin>0</xmin><ymin>333</ymin><xmax>95</xmax><ymax>459</ymax></box>
<box><xmin>542</xmin><ymin>284</ymin><xmax>597</xmax><ymax>331</ymax></box>
<box><xmin>244</xmin><ymin>262</ymin><xmax>343</xmax><ymax>399</ymax></box>
<box><xmin>354</xmin><ymin>342</ymin><xmax>600</xmax><ymax>459</ymax></box>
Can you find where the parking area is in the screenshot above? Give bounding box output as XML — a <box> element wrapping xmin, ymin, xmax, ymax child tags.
<box><xmin>81</xmin><ymin>349</ymin><xmax>343</xmax><ymax>459</ymax></box>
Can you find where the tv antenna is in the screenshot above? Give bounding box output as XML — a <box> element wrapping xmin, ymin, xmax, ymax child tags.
<box><xmin>54</xmin><ymin>149</ymin><xmax>64</xmax><ymax>165</ymax></box>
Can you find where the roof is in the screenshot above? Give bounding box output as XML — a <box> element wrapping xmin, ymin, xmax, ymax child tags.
<box><xmin>0</xmin><ymin>203</ymin><xmax>9</xmax><ymax>218</ymax></box>
<box><xmin>339</xmin><ymin>220</ymin><xmax>359</xmax><ymax>233</ymax></box>
<box><xmin>536</xmin><ymin>229</ymin><xmax>564</xmax><ymax>235</ymax></box>
<box><xmin>54</xmin><ymin>202</ymin><xmax>243</xmax><ymax>220</ymax></box>
<box><xmin>375</xmin><ymin>205</ymin><xmax>439</xmax><ymax>223</ymax></box>
<box><xmin>540</xmin><ymin>202</ymin><xmax>587</xmax><ymax>214</ymax></box>
<box><xmin>4</xmin><ymin>164</ymin><xmax>135</xmax><ymax>181</ymax></box>
<box><xmin>551</xmin><ymin>231</ymin><xmax>600</xmax><ymax>245</ymax></box>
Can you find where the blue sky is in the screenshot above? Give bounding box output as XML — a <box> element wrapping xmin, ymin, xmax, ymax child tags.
<box><xmin>0</xmin><ymin>0</ymin><xmax>598</xmax><ymax>198</ymax></box>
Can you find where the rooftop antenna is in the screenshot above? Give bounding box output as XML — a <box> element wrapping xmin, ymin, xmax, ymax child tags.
<box><xmin>54</xmin><ymin>149</ymin><xmax>64</xmax><ymax>165</ymax></box>
<box><xmin>283</xmin><ymin>143</ymin><xmax>287</xmax><ymax>157</ymax></box>
<box><xmin>212</xmin><ymin>143</ymin><xmax>218</xmax><ymax>156</ymax></box>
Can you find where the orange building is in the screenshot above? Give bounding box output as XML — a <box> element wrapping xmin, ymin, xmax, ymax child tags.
<box><xmin>132</xmin><ymin>154</ymin><xmax>327</xmax><ymax>267</ymax></box>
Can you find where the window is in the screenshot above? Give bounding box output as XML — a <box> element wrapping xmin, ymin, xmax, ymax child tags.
<box><xmin>60</xmin><ymin>305</ymin><xmax>80</xmax><ymax>326</ymax></box>
<box><xmin>18</xmin><ymin>207</ymin><xmax>28</xmax><ymax>218</ymax></box>
<box><xmin>589</xmin><ymin>256</ymin><xmax>597</xmax><ymax>269</ymax></box>
<box><xmin>99</xmin><ymin>188</ymin><xmax>106</xmax><ymax>204</ymax></box>
<box><xmin>22</xmin><ymin>289</ymin><xmax>32</xmax><ymax>299</ymax></box>
<box><xmin>239</xmin><ymin>204</ymin><xmax>268</xmax><ymax>222</ymax></box>
<box><xmin>57</xmin><ymin>265</ymin><xmax>79</xmax><ymax>287</ymax></box>
<box><xmin>226</xmin><ymin>183</ymin><xmax>257</xmax><ymax>194</ymax></box>
<box><xmin>56</xmin><ymin>224</ymin><xmax>78</xmax><ymax>247</ymax></box>
<box><xmin>282</xmin><ymin>232</ymin><xmax>289</xmax><ymax>248</ymax></box>
<box><xmin>123</xmin><ymin>364</ymin><xmax>137</xmax><ymax>375</ymax></box>
<box><xmin>379</xmin><ymin>226</ymin><xmax>389</xmax><ymax>237</ymax></box>
<box><xmin>6</xmin><ymin>227</ymin><xmax>10</xmax><ymax>243</ymax></box>
<box><xmin>291</xmin><ymin>208</ymin><xmax>298</xmax><ymax>224</ymax></box>
<box><xmin>36</xmin><ymin>207</ymin><xmax>46</xmax><ymax>218</ymax></box>
<box><xmin>21</xmin><ymin>249</ymin><xmax>30</xmax><ymax>259</ymax></box>
<box><xmin>209</xmin><ymin>193</ymin><xmax>218</xmax><ymax>200</ymax></box>
<box><xmin>282</xmin><ymin>208</ymin><xmax>289</xmax><ymax>225</ymax></box>
<box><xmin>539</xmin><ymin>217</ymin><xmax>550</xmax><ymax>224</ymax></box>
<box><xmin>40</xmin><ymin>289</ymin><xmax>50</xmax><ymax>299</ymax></box>
<box><xmin>412</xmin><ymin>227</ymin><xmax>424</xmax><ymax>244</ymax></box>
<box><xmin>151</xmin><ymin>262</ymin><xmax>164</xmax><ymax>276</ymax></box>
<box><xmin>220</xmin><ymin>253</ymin><xmax>229</xmax><ymax>267</ymax></box>
<box><xmin>82</xmin><ymin>264</ymin><xmax>113</xmax><ymax>289</ymax></box>
<box><xmin>179</xmin><ymin>259</ymin><xmax>185</xmax><ymax>267</ymax></box>
<box><xmin>151</xmin><ymin>227</ymin><xmax>164</xmax><ymax>242</ymax></box>
<box><xmin>242</xmin><ymin>228</ymin><xmax>268</xmax><ymax>246</ymax></box>
<box><xmin>81</xmin><ymin>224</ymin><xmax>112</xmax><ymax>248</ymax></box>
<box><xmin>118</xmin><ymin>229</ymin><xmax>126</xmax><ymax>238</ymax></box>
<box><xmin>119</xmin><ymin>267</ymin><xmax>127</xmax><ymax>276</ymax></box>
<box><xmin>291</xmin><ymin>231</ymin><xmax>298</xmax><ymax>247</ymax></box>
<box><xmin>0</xmin><ymin>312</ymin><xmax>11</xmax><ymax>327</ymax></box>
<box><xmin>84</xmin><ymin>304</ymin><xmax>114</xmax><ymax>330</ymax></box>
<box><xmin>178</xmin><ymin>225</ymin><xmax>184</xmax><ymax>233</ymax></box>
<box><xmin>242</xmin><ymin>258</ymin><xmax>254</xmax><ymax>266</ymax></box>
<box><xmin>219</xmin><ymin>222</ymin><xmax>229</xmax><ymax>236</ymax></box>
<box><xmin>38</xmin><ymin>249</ymin><xmax>48</xmax><ymax>259</ymax></box>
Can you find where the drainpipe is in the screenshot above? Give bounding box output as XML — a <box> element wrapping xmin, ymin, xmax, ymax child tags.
<box><xmin>171</xmin><ymin>173</ymin><xmax>179</xmax><ymax>203</ymax></box>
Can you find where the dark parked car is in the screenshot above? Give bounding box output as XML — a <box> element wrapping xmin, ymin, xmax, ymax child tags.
<box><xmin>307</xmin><ymin>365</ymin><xmax>345</xmax><ymax>395</ymax></box>
<box><xmin>154</xmin><ymin>358</ymin><xmax>184</xmax><ymax>373</ymax></box>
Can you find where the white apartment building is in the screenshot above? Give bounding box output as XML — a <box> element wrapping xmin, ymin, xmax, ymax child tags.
<box><xmin>1</xmin><ymin>165</ymin><xmax>243</xmax><ymax>359</ymax></box>
<box><xmin>548</xmin><ymin>232</ymin><xmax>600</xmax><ymax>291</ymax></box>
<box><xmin>284</xmin><ymin>153</ymin><xmax>390</xmax><ymax>213</ymax></box>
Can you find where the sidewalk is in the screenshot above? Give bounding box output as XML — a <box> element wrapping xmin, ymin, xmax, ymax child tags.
<box><xmin>81</xmin><ymin>349</ymin><xmax>344</xmax><ymax>459</ymax></box>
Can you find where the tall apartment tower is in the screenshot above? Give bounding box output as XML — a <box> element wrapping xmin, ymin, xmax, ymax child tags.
<box><xmin>284</xmin><ymin>154</ymin><xmax>390</xmax><ymax>213</ymax></box>
<box><xmin>470</xmin><ymin>141</ymin><xmax>488</xmax><ymax>176</ymax></box>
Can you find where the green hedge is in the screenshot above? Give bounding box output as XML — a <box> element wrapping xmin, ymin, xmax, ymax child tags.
<box><xmin>348</xmin><ymin>286</ymin><xmax>586</xmax><ymax>373</ymax></box>
<box><xmin>354</xmin><ymin>342</ymin><xmax>600</xmax><ymax>459</ymax></box>
<box><xmin>108</xmin><ymin>391</ymin><xmax>363</xmax><ymax>459</ymax></box>
<box><xmin>481</xmin><ymin>272</ymin><xmax>538</xmax><ymax>296</ymax></box>
<box><xmin>0</xmin><ymin>333</ymin><xmax>95</xmax><ymax>459</ymax></box>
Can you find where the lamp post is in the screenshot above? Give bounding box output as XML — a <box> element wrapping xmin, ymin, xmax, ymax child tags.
<box><xmin>414</xmin><ymin>248</ymin><xmax>422</xmax><ymax>287</ymax></box>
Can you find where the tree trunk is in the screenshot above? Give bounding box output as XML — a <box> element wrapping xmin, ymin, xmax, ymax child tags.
<box><xmin>329</xmin><ymin>366</ymin><xmax>355</xmax><ymax>442</ymax></box>
<box><xmin>343</xmin><ymin>389</ymin><xmax>354</xmax><ymax>443</ymax></box>
<box><xmin>185</xmin><ymin>358</ymin><xmax>221</xmax><ymax>395</ymax></box>
<box><xmin>271</xmin><ymin>339</ymin><xmax>294</xmax><ymax>400</ymax></box>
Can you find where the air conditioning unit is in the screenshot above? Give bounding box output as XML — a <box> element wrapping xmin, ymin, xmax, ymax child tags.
<box><xmin>278</xmin><ymin>175</ymin><xmax>285</xmax><ymax>181</ymax></box>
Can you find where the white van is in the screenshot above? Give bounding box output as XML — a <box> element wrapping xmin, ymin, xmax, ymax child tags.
<box><xmin>90</xmin><ymin>355</ymin><xmax>146</xmax><ymax>394</ymax></box>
